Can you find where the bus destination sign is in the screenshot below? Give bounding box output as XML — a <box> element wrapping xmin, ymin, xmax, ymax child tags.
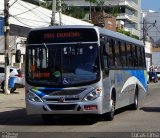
<box><xmin>27</xmin><ymin>28</ymin><xmax>98</xmax><ymax>44</ymax></box>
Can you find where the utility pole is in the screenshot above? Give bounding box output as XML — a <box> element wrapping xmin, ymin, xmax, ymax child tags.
<box><xmin>58</xmin><ymin>0</ymin><xmax>62</xmax><ymax>25</ymax></box>
<box><xmin>4</xmin><ymin>0</ymin><xmax>10</xmax><ymax>94</ymax></box>
<box><xmin>89</xmin><ymin>0</ymin><xmax>92</xmax><ymax>20</ymax></box>
<box><xmin>142</xmin><ymin>18</ymin><xmax>157</xmax><ymax>45</ymax></box>
<box><xmin>51</xmin><ymin>0</ymin><xmax>56</xmax><ymax>26</ymax></box>
<box><xmin>142</xmin><ymin>17</ymin><xmax>146</xmax><ymax>45</ymax></box>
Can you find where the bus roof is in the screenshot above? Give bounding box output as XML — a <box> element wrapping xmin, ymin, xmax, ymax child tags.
<box><xmin>28</xmin><ymin>25</ymin><xmax>144</xmax><ymax>46</ymax></box>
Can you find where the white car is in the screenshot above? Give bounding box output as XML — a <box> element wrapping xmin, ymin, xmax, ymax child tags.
<box><xmin>0</xmin><ymin>65</ymin><xmax>25</xmax><ymax>93</ymax></box>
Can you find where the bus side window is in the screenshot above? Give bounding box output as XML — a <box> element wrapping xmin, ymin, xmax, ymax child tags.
<box><xmin>134</xmin><ymin>45</ymin><xmax>138</xmax><ymax>67</ymax></box>
<box><xmin>108</xmin><ymin>39</ymin><xmax>115</xmax><ymax>67</ymax></box>
<box><xmin>137</xmin><ymin>46</ymin><xmax>141</xmax><ymax>67</ymax></box>
<box><xmin>103</xmin><ymin>45</ymin><xmax>108</xmax><ymax>69</ymax></box>
<box><xmin>140</xmin><ymin>47</ymin><xmax>146</xmax><ymax>68</ymax></box>
<box><xmin>121</xmin><ymin>42</ymin><xmax>127</xmax><ymax>67</ymax></box>
<box><xmin>115</xmin><ymin>41</ymin><xmax>123</xmax><ymax>67</ymax></box>
<box><xmin>102</xmin><ymin>41</ymin><xmax>109</xmax><ymax>77</ymax></box>
<box><xmin>132</xmin><ymin>45</ymin><xmax>138</xmax><ymax>67</ymax></box>
<box><xmin>126</xmin><ymin>43</ymin><xmax>133</xmax><ymax>67</ymax></box>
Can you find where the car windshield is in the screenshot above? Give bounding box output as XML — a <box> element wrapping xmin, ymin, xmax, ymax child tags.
<box><xmin>26</xmin><ymin>43</ymin><xmax>100</xmax><ymax>87</ymax></box>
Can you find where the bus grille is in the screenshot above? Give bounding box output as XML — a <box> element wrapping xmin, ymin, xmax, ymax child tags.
<box><xmin>48</xmin><ymin>104</ymin><xmax>77</xmax><ymax>110</ymax></box>
<box><xmin>41</xmin><ymin>89</ymin><xmax>85</xmax><ymax>96</ymax></box>
<box><xmin>45</xmin><ymin>97</ymin><xmax>79</xmax><ymax>102</ymax></box>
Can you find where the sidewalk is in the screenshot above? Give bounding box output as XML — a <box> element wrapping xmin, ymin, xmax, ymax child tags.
<box><xmin>0</xmin><ymin>88</ymin><xmax>25</xmax><ymax>113</ymax></box>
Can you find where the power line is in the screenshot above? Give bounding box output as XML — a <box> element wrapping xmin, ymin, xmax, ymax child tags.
<box><xmin>13</xmin><ymin>5</ymin><xmax>38</xmax><ymax>17</ymax></box>
<box><xmin>17</xmin><ymin>1</ymin><xmax>50</xmax><ymax>23</ymax></box>
<box><xmin>9</xmin><ymin>0</ymin><xmax>18</xmax><ymax>8</ymax></box>
<box><xmin>155</xmin><ymin>25</ymin><xmax>160</xmax><ymax>34</ymax></box>
<box><xmin>12</xmin><ymin>15</ymin><xmax>50</xmax><ymax>24</ymax></box>
<box><xmin>11</xmin><ymin>16</ymin><xmax>49</xmax><ymax>28</ymax></box>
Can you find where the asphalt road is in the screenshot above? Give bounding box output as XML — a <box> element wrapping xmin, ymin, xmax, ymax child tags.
<box><xmin>0</xmin><ymin>83</ymin><xmax>160</xmax><ymax>138</ymax></box>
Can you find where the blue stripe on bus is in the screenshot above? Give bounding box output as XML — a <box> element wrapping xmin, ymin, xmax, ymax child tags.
<box><xmin>31</xmin><ymin>87</ymin><xmax>64</xmax><ymax>97</ymax></box>
<box><xmin>127</xmin><ymin>70</ymin><xmax>147</xmax><ymax>89</ymax></box>
<box><xmin>31</xmin><ymin>88</ymin><xmax>46</xmax><ymax>98</ymax></box>
<box><xmin>34</xmin><ymin>87</ymin><xmax>64</xmax><ymax>91</ymax></box>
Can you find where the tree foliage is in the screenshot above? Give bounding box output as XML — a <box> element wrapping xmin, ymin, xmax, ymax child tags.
<box><xmin>116</xmin><ymin>28</ymin><xmax>139</xmax><ymax>40</ymax></box>
<box><xmin>66</xmin><ymin>7</ymin><xmax>86</xmax><ymax>19</ymax></box>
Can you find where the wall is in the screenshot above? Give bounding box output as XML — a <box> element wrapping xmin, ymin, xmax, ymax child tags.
<box><xmin>145</xmin><ymin>41</ymin><xmax>152</xmax><ymax>71</ymax></box>
<box><xmin>91</xmin><ymin>12</ymin><xmax>116</xmax><ymax>31</ymax></box>
<box><xmin>152</xmin><ymin>47</ymin><xmax>160</xmax><ymax>68</ymax></box>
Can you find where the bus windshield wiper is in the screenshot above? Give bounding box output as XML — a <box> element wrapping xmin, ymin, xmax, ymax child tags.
<box><xmin>42</xmin><ymin>43</ymin><xmax>48</xmax><ymax>51</ymax></box>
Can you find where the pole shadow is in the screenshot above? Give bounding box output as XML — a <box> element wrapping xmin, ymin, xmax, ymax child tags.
<box><xmin>140</xmin><ymin>107</ymin><xmax>160</xmax><ymax>112</ymax></box>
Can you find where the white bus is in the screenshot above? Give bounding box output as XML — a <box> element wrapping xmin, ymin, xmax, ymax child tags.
<box><xmin>25</xmin><ymin>25</ymin><xmax>148</xmax><ymax>122</ymax></box>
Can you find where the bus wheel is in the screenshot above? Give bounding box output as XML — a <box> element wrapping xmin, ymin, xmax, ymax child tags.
<box><xmin>41</xmin><ymin>114</ymin><xmax>53</xmax><ymax>123</ymax></box>
<box><xmin>104</xmin><ymin>94</ymin><xmax>115</xmax><ymax>121</ymax></box>
<box><xmin>130</xmin><ymin>87</ymin><xmax>138</xmax><ymax>110</ymax></box>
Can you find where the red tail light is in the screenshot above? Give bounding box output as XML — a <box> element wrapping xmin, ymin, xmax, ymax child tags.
<box><xmin>15</xmin><ymin>74</ymin><xmax>23</xmax><ymax>78</ymax></box>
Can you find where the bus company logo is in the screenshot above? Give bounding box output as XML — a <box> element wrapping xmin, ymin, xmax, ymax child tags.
<box><xmin>59</xmin><ymin>97</ymin><xmax>65</xmax><ymax>102</ymax></box>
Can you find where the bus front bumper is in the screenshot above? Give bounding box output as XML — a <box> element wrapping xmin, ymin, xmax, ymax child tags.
<box><xmin>26</xmin><ymin>97</ymin><xmax>110</xmax><ymax>115</ymax></box>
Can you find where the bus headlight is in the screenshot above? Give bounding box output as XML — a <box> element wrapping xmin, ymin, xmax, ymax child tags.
<box><xmin>28</xmin><ymin>92</ymin><xmax>43</xmax><ymax>102</ymax></box>
<box><xmin>83</xmin><ymin>87</ymin><xmax>102</xmax><ymax>102</ymax></box>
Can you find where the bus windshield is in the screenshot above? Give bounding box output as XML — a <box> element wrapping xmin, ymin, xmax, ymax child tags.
<box><xmin>26</xmin><ymin>43</ymin><xmax>100</xmax><ymax>87</ymax></box>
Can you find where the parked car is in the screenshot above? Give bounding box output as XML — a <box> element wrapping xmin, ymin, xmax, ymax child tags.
<box><xmin>0</xmin><ymin>65</ymin><xmax>25</xmax><ymax>93</ymax></box>
<box><xmin>148</xmin><ymin>71</ymin><xmax>158</xmax><ymax>83</ymax></box>
<box><xmin>156</xmin><ymin>71</ymin><xmax>160</xmax><ymax>80</ymax></box>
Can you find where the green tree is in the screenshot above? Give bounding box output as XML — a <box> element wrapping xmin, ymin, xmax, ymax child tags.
<box><xmin>85</xmin><ymin>0</ymin><xmax>97</xmax><ymax>20</ymax></box>
<box><xmin>116</xmin><ymin>28</ymin><xmax>139</xmax><ymax>40</ymax></box>
<box><xmin>96</xmin><ymin>0</ymin><xmax>105</xmax><ymax>12</ymax></box>
<box><xmin>67</xmin><ymin>7</ymin><xmax>86</xmax><ymax>19</ymax></box>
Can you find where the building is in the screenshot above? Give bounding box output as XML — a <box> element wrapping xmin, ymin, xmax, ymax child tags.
<box><xmin>152</xmin><ymin>48</ymin><xmax>160</xmax><ymax>71</ymax></box>
<box><xmin>145</xmin><ymin>41</ymin><xmax>152</xmax><ymax>71</ymax></box>
<box><xmin>91</xmin><ymin>12</ymin><xmax>116</xmax><ymax>31</ymax></box>
<box><xmin>142</xmin><ymin>10</ymin><xmax>160</xmax><ymax>70</ymax></box>
<box><xmin>64</xmin><ymin>0</ymin><xmax>141</xmax><ymax>37</ymax></box>
<box><xmin>142</xmin><ymin>10</ymin><xmax>160</xmax><ymax>47</ymax></box>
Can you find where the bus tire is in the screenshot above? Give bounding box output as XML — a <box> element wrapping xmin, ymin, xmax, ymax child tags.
<box><xmin>41</xmin><ymin>114</ymin><xmax>53</xmax><ymax>123</ymax></box>
<box><xmin>130</xmin><ymin>87</ymin><xmax>138</xmax><ymax>110</ymax></box>
<box><xmin>103</xmin><ymin>92</ymin><xmax>116</xmax><ymax>121</ymax></box>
